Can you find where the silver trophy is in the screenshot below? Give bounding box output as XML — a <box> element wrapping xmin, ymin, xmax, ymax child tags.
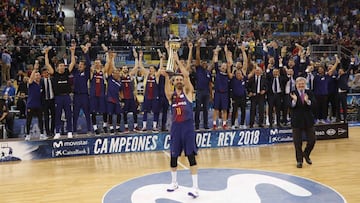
<box><xmin>166</xmin><ymin>36</ymin><xmax>182</xmax><ymax>75</ymax></box>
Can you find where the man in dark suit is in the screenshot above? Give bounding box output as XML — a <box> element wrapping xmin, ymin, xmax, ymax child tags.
<box><xmin>248</xmin><ymin>67</ymin><xmax>267</xmax><ymax>128</ymax></box>
<box><xmin>41</xmin><ymin>68</ymin><xmax>55</xmax><ymax>137</ymax></box>
<box><xmin>57</xmin><ymin>7</ymin><xmax>65</xmax><ymax>24</ymax></box>
<box><xmin>266</xmin><ymin>68</ymin><xmax>286</xmax><ymax>128</ymax></box>
<box><xmin>290</xmin><ymin>77</ymin><xmax>316</xmax><ymax>168</ymax></box>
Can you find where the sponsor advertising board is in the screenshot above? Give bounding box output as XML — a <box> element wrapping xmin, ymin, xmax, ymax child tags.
<box><xmin>0</xmin><ymin>123</ymin><xmax>348</xmax><ymax>163</ymax></box>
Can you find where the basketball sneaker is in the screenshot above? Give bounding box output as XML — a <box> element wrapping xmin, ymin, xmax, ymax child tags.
<box><xmin>212</xmin><ymin>124</ymin><xmax>217</xmax><ymax>130</ymax></box>
<box><xmin>152</xmin><ymin>127</ymin><xmax>159</xmax><ymax>133</ymax></box>
<box><xmin>67</xmin><ymin>132</ymin><xmax>73</xmax><ymax>138</ymax></box>
<box><xmin>94</xmin><ymin>129</ymin><xmax>101</xmax><ymax>135</ymax></box>
<box><xmin>54</xmin><ymin>133</ymin><xmax>61</xmax><ymax>139</ymax></box>
<box><xmin>133</xmin><ymin>127</ymin><xmax>140</xmax><ymax>132</ymax></box>
<box><xmin>188</xmin><ymin>188</ymin><xmax>199</xmax><ymax>198</ymax></box>
<box><xmin>25</xmin><ymin>134</ymin><xmax>31</xmax><ymax>141</ymax></box>
<box><xmin>40</xmin><ymin>134</ymin><xmax>48</xmax><ymax>140</ymax></box>
<box><xmin>110</xmin><ymin>129</ymin><xmax>115</xmax><ymax>134</ymax></box>
<box><xmin>222</xmin><ymin>124</ymin><xmax>228</xmax><ymax>130</ymax></box>
<box><xmin>166</xmin><ymin>182</ymin><xmax>178</xmax><ymax>192</ymax></box>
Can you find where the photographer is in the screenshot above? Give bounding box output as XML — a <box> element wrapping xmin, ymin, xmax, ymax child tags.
<box><xmin>0</xmin><ymin>97</ymin><xmax>14</xmax><ymax>138</ymax></box>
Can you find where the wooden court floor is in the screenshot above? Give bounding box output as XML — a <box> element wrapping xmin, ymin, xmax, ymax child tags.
<box><xmin>0</xmin><ymin>127</ymin><xmax>359</xmax><ymax>203</ymax></box>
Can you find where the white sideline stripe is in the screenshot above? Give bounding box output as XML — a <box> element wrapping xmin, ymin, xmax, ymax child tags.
<box><xmin>162</xmin><ymin>150</ymin><xmax>189</xmax><ymax>170</ymax></box>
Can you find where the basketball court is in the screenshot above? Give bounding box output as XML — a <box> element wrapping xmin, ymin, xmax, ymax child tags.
<box><xmin>0</xmin><ymin>127</ymin><xmax>359</xmax><ymax>202</ymax></box>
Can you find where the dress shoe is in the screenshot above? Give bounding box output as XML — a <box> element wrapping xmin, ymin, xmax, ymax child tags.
<box><xmin>303</xmin><ymin>154</ymin><xmax>312</xmax><ymax>165</ymax></box>
<box><xmin>297</xmin><ymin>162</ymin><xmax>303</xmax><ymax>168</ymax></box>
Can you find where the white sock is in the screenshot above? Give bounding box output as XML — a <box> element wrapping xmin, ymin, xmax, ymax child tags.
<box><xmin>103</xmin><ymin>122</ymin><xmax>107</xmax><ymax>127</ymax></box>
<box><xmin>143</xmin><ymin>121</ymin><xmax>147</xmax><ymax>129</ymax></box>
<box><xmin>153</xmin><ymin>121</ymin><xmax>157</xmax><ymax>129</ymax></box>
<box><xmin>192</xmin><ymin>174</ymin><xmax>198</xmax><ymax>189</ymax></box>
<box><xmin>110</xmin><ymin>126</ymin><xmax>114</xmax><ymax>130</ymax></box>
<box><xmin>223</xmin><ymin>120</ymin><xmax>227</xmax><ymax>126</ymax></box>
<box><xmin>93</xmin><ymin>125</ymin><xmax>98</xmax><ymax>130</ymax></box>
<box><xmin>213</xmin><ymin>120</ymin><xmax>216</xmax><ymax>125</ymax></box>
<box><xmin>134</xmin><ymin>123</ymin><xmax>137</xmax><ymax>128</ymax></box>
<box><xmin>234</xmin><ymin>119</ymin><xmax>239</xmax><ymax>126</ymax></box>
<box><xmin>171</xmin><ymin>171</ymin><xmax>177</xmax><ymax>183</ymax></box>
<box><xmin>124</xmin><ymin>124</ymin><xmax>128</xmax><ymax>128</ymax></box>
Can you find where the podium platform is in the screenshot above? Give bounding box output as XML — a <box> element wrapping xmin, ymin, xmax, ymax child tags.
<box><xmin>0</xmin><ymin>122</ymin><xmax>349</xmax><ymax>163</ymax></box>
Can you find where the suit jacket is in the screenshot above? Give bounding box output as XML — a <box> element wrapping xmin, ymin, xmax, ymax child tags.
<box><xmin>40</xmin><ymin>78</ymin><xmax>54</xmax><ymax>103</ymax></box>
<box><xmin>290</xmin><ymin>89</ymin><xmax>316</xmax><ymax>128</ymax></box>
<box><xmin>266</xmin><ymin>72</ymin><xmax>287</xmax><ymax>95</ymax></box>
<box><xmin>247</xmin><ymin>75</ymin><xmax>267</xmax><ymax>95</ymax></box>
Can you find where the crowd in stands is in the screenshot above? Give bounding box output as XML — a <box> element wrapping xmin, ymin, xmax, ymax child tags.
<box><xmin>0</xmin><ymin>0</ymin><xmax>360</xmax><ymax>139</ymax></box>
<box><xmin>73</xmin><ymin>0</ymin><xmax>360</xmax><ymax>52</ymax></box>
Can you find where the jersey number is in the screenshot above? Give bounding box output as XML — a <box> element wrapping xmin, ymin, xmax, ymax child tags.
<box><xmin>176</xmin><ymin>107</ymin><xmax>182</xmax><ymax>115</ymax></box>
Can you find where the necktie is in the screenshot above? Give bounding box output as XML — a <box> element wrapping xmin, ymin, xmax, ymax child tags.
<box><xmin>256</xmin><ymin>76</ymin><xmax>260</xmax><ymax>93</ymax></box>
<box><xmin>274</xmin><ymin>78</ymin><xmax>278</xmax><ymax>93</ymax></box>
<box><xmin>307</xmin><ymin>74</ymin><xmax>312</xmax><ymax>89</ymax></box>
<box><xmin>300</xmin><ymin>91</ymin><xmax>305</xmax><ymax>103</ymax></box>
<box><xmin>46</xmin><ymin>79</ymin><xmax>51</xmax><ymax>100</ymax></box>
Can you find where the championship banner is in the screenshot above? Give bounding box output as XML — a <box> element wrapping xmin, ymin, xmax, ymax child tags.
<box><xmin>0</xmin><ymin>123</ymin><xmax>348</xmax><ymax>163</ymax></box>
<box><xmin>347</xmin><ymin>93</ymin><xmax>360</xmax><ymax>122</ymax></box>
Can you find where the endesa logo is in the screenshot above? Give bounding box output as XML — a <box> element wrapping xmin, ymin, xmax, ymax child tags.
<box><xmin>338</xmin><ymin>128</ymin><xmax>347</xmax><ymax>135</ymax></box>
<box><xmin>326</xmin><ymin>129</ymin><xmax>336</xmax><ymax>136</ymax></box>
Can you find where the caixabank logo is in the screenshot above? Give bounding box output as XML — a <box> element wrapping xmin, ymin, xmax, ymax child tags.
<box><xmin>103</xmin><ymin>168</ymin><xmax>346</xmax><ymax>203</ymax></box>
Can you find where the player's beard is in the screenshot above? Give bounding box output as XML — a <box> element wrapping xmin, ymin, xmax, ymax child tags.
<box><xmin>175</xmin><ymin>83</ymin><xmax>183</xmax><ymax>90</ymax></box>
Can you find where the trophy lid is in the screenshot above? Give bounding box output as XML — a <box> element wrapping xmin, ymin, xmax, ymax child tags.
<box><xmin>169</xmin><ymin>35</ymin><xmax>181</xmax><ymax>42</ymax></box>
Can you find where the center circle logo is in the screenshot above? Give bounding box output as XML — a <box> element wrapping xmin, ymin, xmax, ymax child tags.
<box><xmin>103</xmin><ymin>168</ymin><xmax>346</xmax><ymax>203</ymax></box>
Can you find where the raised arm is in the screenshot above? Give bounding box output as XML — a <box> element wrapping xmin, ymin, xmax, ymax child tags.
<box><xmin>157</xmin><ymin>49</ymin><xmax>164</xmax><ymax>71</ymax></box>
<box><xmin>155</xmin><ymin>49</ymin><xmax>164</xmax><ymax>83</ymax></box>
<box><xmin>68</xmin><ymin>45</ymin><xmax>76</xmax><ymax>73</ymax></box>
<box><xmin>211</xmin><ymin>45</ymin><xmax>221</xmax><ymax>71</ymax></box>
<box><xmin>240</xmin><ymin>45</ymin><xmax>248</xmax><ymax>74</ymax></box>
<box><xmin>28</xmin><ymin>61</ymin><xmax>39</xmax><ymax>84</ymax></box>
<box><xmin>105</xmin><ymin>50</ymin><xmax>116</xmax><ymax>76</ymax></box>
<box><xmin>44</xmin><ymin>47</ymin><xmax>54</xmax><ymax>75</ymax></box>
<box><xmin>227</xmin><ymin>61</ymin><xmax>234</xmax><ymax>79</ymax></box>
<box><xmin>137</xmin><ymin>50</ymin><xmax>149</xmax><ymax>77</ymax></box>
<box><xmin>174</xmin><ymin>52</ymin><xmax>193</xmax><ymax>95</ymax></box>
<box><xmin>164</xmin><ymin>71</ymin><xmax>172</xmax><ymax>102</ymax></box>
<box><xmin>82</xmin><ymin>43</ymin><xmax>91</xmax><ymax>78</ymax></box>
<box><xmin>327</xmin><ymin>55</ymin><xmax>340</xmax><ymax>76</ymax></box>
<box><xmin>225</xmin><ymin>45</ymin><xmax>234</xmax><ymax>78</ymax></box>
<box><xmin>186</xmin><ymin>41</ymin><xmax>193</xmax><ymax>71</ymax></box>
<box><xmin>195</xmin><ymin>41</ymin><xmax>200</xmax><ymax>67</ymax></box>
<box><xmin>129</xmin><ymin>48</ymin><xmax>140</xmax><ymax>77</ymax></box>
